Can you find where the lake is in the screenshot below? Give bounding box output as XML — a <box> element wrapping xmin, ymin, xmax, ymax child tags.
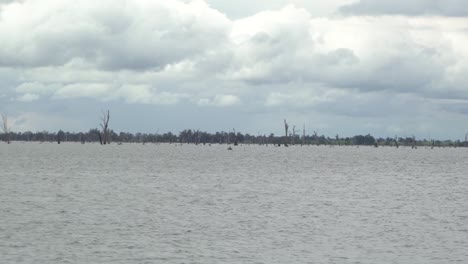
<box><xmin>1</xmin><ymin>143</ymin><xmax>467</xmax><ymax>263</ymax></box>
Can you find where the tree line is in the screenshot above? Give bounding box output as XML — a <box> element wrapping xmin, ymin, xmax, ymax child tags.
<box><xmin>1</xmin><ymin>112</ymin><xmax>467</xmax><ymax>147</ymax></box>
<box><xmin>1</xmin><ymin>128</ymin><xmax>466</xmax><ymax>147</ymax></box>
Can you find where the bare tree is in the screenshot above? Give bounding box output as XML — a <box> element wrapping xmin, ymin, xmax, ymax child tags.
<box><xmin>233</xmin><ymin>128</ymin><xmax>238</xmax><ymax>146</ymax></box>
<box><xmin>223</xmin><ymin>130</ymin><xmax>229</xmax><ymax>145</ymax></box>
<box><xmin>196</xmin><ymin>130</ymin><xmax>202</xmax><ymax>145</ymax></box>
<box><xmin>57</xmin><ymin>130</ymin><xmax>62</xmax><ymax>144</ymax></box>
<box><xmin>292</xmin><ymin>125</ymin><xmax>297</xmax><ymax>145</ymax></box>
<box><xmin>79</xmin><ymin>133</ymin><xmax>85</xmax><ymax>144</ymax></box>
<box><xmin>99</xmin><ymin>110</ymin><xmax>111</xmax><ymax>145</ymax></box>
<box><xmin>302</xmin><ymin>124</ymin><xmax>306</xmax><ymax>146</ymax></box>
<box><xmin>411</xmin><ymin>135</ymin><xmax>417</xmax><ymax>149</ymax></box>
<box><xmin>284</xmin><ymin>119</ymin><xmax>289</xmax><ymax>147</ymax></box>
<box><xmin>313</xmin><ymin>130</ymin><xmax>319</xmax><ymax>145</ymax></box>
<box><xmin>1</xmin><ymin>113</ymin><xmax>11</xmax><ymax>144</ymax></box>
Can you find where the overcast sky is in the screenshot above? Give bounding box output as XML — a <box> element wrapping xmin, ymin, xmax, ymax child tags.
<box><xmin>1</xmin><ymin>0</ymin><xmax>468</xmax><ymax>139</ymax></box>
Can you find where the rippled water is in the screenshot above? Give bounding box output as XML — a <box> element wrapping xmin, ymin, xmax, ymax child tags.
<box><xmin>1</xmin><ymin>143</ymin><xmax>467</xmax><ymax>263</ymax></box>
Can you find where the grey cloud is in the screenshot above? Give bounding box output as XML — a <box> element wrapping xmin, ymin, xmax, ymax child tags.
<box><xmin>0</xmin><ymin>0</ymin><xmax>21</xmax><ymax>4</ymax></box>
<box><xmin>2</xmin><ymin>3</ymin><xmax>466</xmax><ymax>103</ymax></box>
<box><xmin>0</xmin><ymin>0</ymin><xmax>231</xmax><ymax>70</ymax></box>
<box><xmin>233</xmin><ymin>48</ymin><xmax>361</xmax><ymax>86</ymax></box>
<box><xmin>1</xmin><ymin>1</ymin><xmax>468</xmax><ymax>139</ymax></box>
<box><xmin>222</xmin><ymin>10</ymin><xmax>465</xmax><ymax>101</ymax></box>
<box><xmin>438</xmin><ymin>101</ymin><xmax>468</xmax><ymax>115</ymax></box>
<box><xmin>204</xmin><ymin>0</ymin><xmax>355</xmax><ymax>18</ymax></box>
<box><xmin>226</xmin><ymin>31</ymin><xmax>447</xmax><ymax>96</ymax></box>
<box><xmin>340</xmin><ymin>0</ymin><xmax>468</xmax><ymax>17</ymax></box>
<box><xmin>341</xmin><ymin>48</ymin><xmax>446</xmax><ymax>93</ymax></box>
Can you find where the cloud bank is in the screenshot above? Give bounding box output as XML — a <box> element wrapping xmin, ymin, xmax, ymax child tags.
<box><xmin>340</xmin><ymin>0</ymin><xmax>468</xmax><ymax>17</ymax></box>
<box><xmin>0</xmin><ymin>0</ymin><xmax>467</xmax><ymax>138</ymax></box>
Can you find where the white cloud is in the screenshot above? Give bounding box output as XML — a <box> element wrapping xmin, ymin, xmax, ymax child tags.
<box><xmin>15</xmin><ymin>82</ymin><xmax>54</xmax><ymax>95</ymax></box>
<box><xmin>9</xmin><ymin>112</ymin><xmax>86</xmax><ymax>132</ymax></box>
<box><xmin>0</xmin><ymin>0</ymin><xmax>231</xmax><ymax>69</ymax></box>
<box><xmin>52</xmin><ymin>83</ymin><xmax>112</xmax><ymax>99</ymax></box>
<box><xmin>113</xmin><ymin>85</ymin><xmax>189</xmax><ymax>105</ymax></box>
<box><xmin>15</xmin><ymin>93</ymin><xmax>39</xmax><ymax>102</ymax></box>
<box><xmin>204</xmin><ymin>0</ymin><xmax>356</xmax><ymax>18</ymax></box>
<box><xmin>265</xmin><ymin>87</ymin><xmax>347</xmax><ymax>107</ymax></box>
<box><xmin>3</xmin><ymin>1</ymin><xmax>468</xmax><ymax>105</ymax></box>
<box><xmin>214</xmin><ymin>94</ymin><xmax>240</xmax><ymax>106</ymax></box>
<box><xmin>227</xmin><ymin>11</ymin><xmax>467</xmax><ymax>97</ymax></box>
<box><xmin>198</xmin><ymin>94</ymin><xmax>240</xmax><ymax>106</ymax></box>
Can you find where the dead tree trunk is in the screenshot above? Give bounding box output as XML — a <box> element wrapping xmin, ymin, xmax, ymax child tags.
<box><xmin>284</xmin><ymin>119</ymin><xmax>289</xmax><ymax>147</ymax></box>
<box><xmin>313</xmin><ymin>130</ymin><xmax>319</xmax><ymax>146</ymax></box>
<box><xmin>99</xmin><ymin>110</ymin><xmax>110</xmax><ymax>145</ymax></box>
<box><xmin>233</xmin><ymin>129</ymin><xmax>238</xmax><ymax>146</ymax></box>
<box><xmin>197</xmin><ymin>130</ymin><xmax>202</xmax><ymax>145</ymax></box>
<box><xmin>302</xmin><ymin>124</ymin><xmax>306</xmax><ymax>146</ymax></box>
<box><xmin>98</xmin><ymin>131</ymin><xmax>103</xmax><ymax>145</ymax></box>
<box><xmin>1</xmin><ymin>113</ymin><xmax>11</xmax><ymax>144</ymax></box>
<box><xmin>292</xmin><ymin>126</ymin><xmax>297</xmax><ymax>145</ymax></box>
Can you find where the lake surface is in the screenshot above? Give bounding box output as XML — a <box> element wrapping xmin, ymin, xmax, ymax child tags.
<box><xmin>1</xmin><ymin>143</ymin><xmax>467</xmax><ymax>263</ymax></box>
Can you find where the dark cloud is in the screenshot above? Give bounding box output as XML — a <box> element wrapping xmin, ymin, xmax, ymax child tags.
<box><xmin>340</xmin><ymin>0</ymin><xmax>468</xmax><ymax>17</ymax></box>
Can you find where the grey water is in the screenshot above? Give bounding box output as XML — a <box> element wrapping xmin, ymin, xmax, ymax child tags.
<box><xmin>1</xmin><ymin>143</ymin><xmax>467</xmax><ymax>264</ymax></box>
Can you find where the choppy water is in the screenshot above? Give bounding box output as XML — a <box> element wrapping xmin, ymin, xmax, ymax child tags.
<box><xmin>1</xmin><ymin>143</ymin><xmax>467</xmax><ymax>263</ymax></box>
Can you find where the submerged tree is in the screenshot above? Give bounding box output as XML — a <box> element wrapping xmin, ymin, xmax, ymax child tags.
<box><xmin>1</xmin><ymin>113</ymin><xmax>11</xmax><ymax>144</ymax></box>
<box><xmin>233</xmin><ymin>128</ymin><xmax>238</xmax><ymax>146</ymax></box>
<box><xmin>411</xmin><ymin>135</ymin><xmax>417</xmax><ymax>149</ymax></box>
<box><xmin>99</xmin><ymin>110</ymin><xmax>111</xmax><ymax>145</ymax></box>
<box><xmin>291</xmin><ymin>125</ymin><xmax>297</xmax><ymax>145</ymax></box>
<box><xmin>313</xmin><ymin>130</ymin><xmax>319</xmax><ymax>146</ymax></box>
<box><xmin>284</xmin><ymin>119</ymin><xmax>289</xmax><ymax>147</ymax></box>
<box><xmin>302</xmin><ymin>124</ymin><xmax>306</xmax><ymax>146</ymax></box>
<box><xmin>57</xmin><ymin>129</ymin><xmax>65</xmax><ymax>144</ymax></box>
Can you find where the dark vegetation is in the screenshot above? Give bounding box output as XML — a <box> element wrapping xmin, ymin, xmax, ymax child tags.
<box><xmin>1</xmin><ymin>113</ymin><xmax>467</xmax><ymax>147</ymax></box>
<box><xmin>1</xmin><ymin>128</ymin><xmax>466</xmax><ymax>148</ymax></box>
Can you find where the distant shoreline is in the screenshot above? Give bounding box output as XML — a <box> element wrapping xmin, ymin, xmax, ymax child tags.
<box><xmin>1</xmin><ymin>129</ymin><xmax>466</xmax><ymax>148</ymax></box>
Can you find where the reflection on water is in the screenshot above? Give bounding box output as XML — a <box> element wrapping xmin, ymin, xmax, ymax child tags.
<box><xmin>1</xmin><ymin>143</ymin><xmax>467</xmax><ymax>263</ymax></box>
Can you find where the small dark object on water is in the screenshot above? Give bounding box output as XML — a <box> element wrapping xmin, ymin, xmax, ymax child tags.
<box><xmin>227</xmin><ymin>146</ymin><xmax>233</xmax><ymax>150</ymax></box>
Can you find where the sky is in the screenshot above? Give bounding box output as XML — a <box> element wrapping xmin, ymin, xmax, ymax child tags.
<box><xmin>1</xmin><ymin>0</ymin><xmax>468</xmax><ymax>139</ymax></box>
